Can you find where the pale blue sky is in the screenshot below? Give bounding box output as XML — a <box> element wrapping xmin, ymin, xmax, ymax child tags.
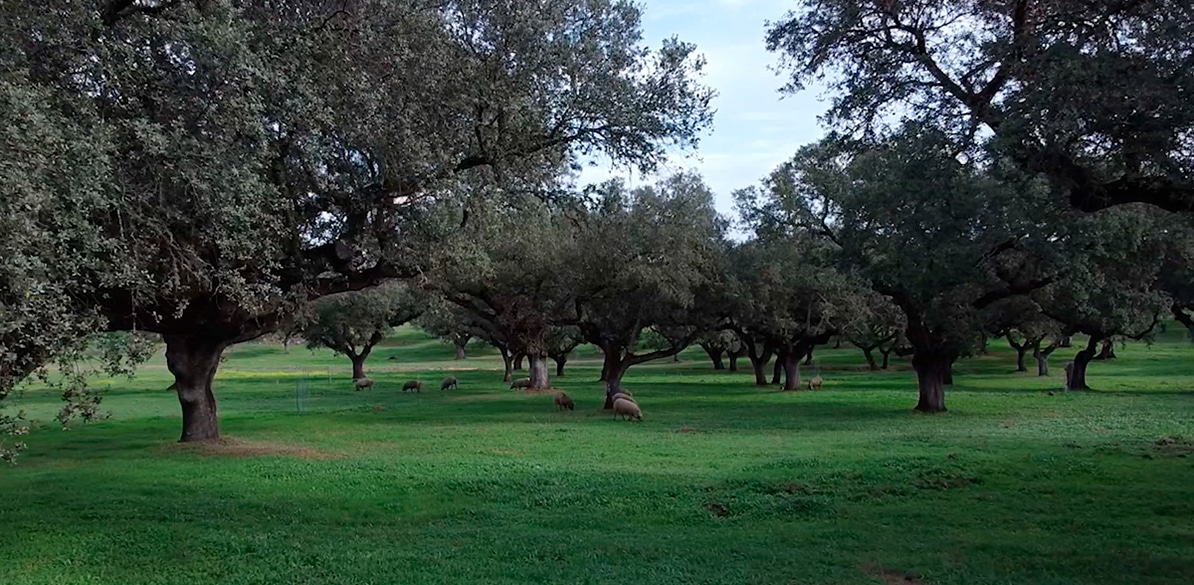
<box><xmin>576</xmin><ymin>0</ymin><xmax>829</xmax><ymax>217</ymax></box>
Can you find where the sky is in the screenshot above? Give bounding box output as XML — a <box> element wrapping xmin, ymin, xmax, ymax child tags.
<box><xmin>575</xmin><ymin>0</ymin><xmax>831</xmax><ymax>221</ymax></box>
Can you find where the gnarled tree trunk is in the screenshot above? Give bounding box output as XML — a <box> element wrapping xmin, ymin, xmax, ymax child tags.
<box><xmin>1033</xmin><ymin>339</ymin><xmax>1058</xmax><ymax>377</ymax></box>
<box><xmin>528</xmin><ymin>354</ymin><xmax>550</xmax><ymax>389</ymax></box>
<box><xmin>599</xmin><ymin>348</ymin><xmax>618</xmax><ymax>382</ymax></box>
<box><xmin>862</xmin><ymin>347</ymin><xmax>878</xmax><ymax>370</ymax></box>
<box><xmin>350</xmin><ymin>354</ymin><xmax>366</xmax><ymax>380</ymax></box>
<box><xmin>1067</xmin><ymin>336</ymin><xmax>1100</xmax><ymax>390</ymax></box>
<box><xmin>911</xmin><ymin>350</ymin><xmax>949</xmax><ymax>413</ymax></box>
<box><xmin>164</xmin><ymin>335</ymin><xmax>227</xmax><ymax>442</ymax></box>
<box><xmin>1007</xmin><ymin>336</ymin><xmax>1028</xmax><ymax>372</ymax></box>
<box><xmin>454</xmin><ymin>342</ymin><xmax>467</xmax><ymax>360</ymax></box>
<box><xmin>1096</xmin><ymin>339</ymin><xmax>1116</xmax><ymax>360</ymax></box>
<box><xmin>727</xmin><ymin>347</ymin><xmax>743</xmax><ymax>372</ymax></box>
<box><xmin>782</xmin><ymin>349</ymin><xmax>802</xmax><ymax>391</ymax></box>
<box><xmin>701</xmin><ymin>344</ymin><xmax>725</xmax><ymax>370</ymax></box>
<box><xmin>499</xmin><ymin>346</ymin><xmax>513</xmax><ymax>382</ymax></box>
<box><xmin>553</xmin><ymin>354</ymin><xmax>567</xmax><ymax>377</ymax></box>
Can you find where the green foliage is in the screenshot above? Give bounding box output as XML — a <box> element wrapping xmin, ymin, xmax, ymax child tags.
<box><xmin>305</xmin><ymin>283</ymin><xmax>425</xmax><ymax>361</ymax></box>
<box><xmin>1</xmin><ymin>328</ymin><xmax>1192</xmax><ymax>583</ymax></box>
<box><xmin>766</xmin><ymin>0</ymin><xmax>1194</xmax><ymax>211</ymax></box>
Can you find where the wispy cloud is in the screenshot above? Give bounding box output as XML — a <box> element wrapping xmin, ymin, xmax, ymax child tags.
<box><xmin>577</xmin><ymin>0</ymin><xmax>829</xmax><ymax>220</ymax></box>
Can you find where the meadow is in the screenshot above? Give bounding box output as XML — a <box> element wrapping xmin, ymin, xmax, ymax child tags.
<box><xmin>2</xmin><ymin>327</ymin><xmax>1193</xmax><ymax>585</ymax></box>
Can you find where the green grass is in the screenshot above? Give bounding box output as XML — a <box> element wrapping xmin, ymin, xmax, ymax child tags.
<box><xmin>2</xmin><ymin>326</ymin><xmax>1194</xmax><ymax>584</ymax></box>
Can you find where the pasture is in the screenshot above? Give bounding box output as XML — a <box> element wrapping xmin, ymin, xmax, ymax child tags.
<box><xmin>2</xmin><ymin>327</ymin><xmax>1193</xmax><ymax>585</ymax></box>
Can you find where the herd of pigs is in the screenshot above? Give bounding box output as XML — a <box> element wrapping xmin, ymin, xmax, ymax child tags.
<box><xmin>349</xmin><ymin>374</ymin><xmax>644</xmax><ymax>422</ymax></box>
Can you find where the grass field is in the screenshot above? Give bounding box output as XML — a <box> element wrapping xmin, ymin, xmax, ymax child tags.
<box><xmin>2</xmin><ymin>327</ymin><xmax>1194</xmax><ymax>585</ymax></box>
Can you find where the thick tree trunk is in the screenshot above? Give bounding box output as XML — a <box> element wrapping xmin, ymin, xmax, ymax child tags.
<box><xmin>1096</xmin><ymin>339</ymin><xmax>1116</xmax><ymax>360</ymax></box>
<box><xmin>454</xmin><ymin>342</ymin><xmax>467</xmax><ymax>360</ymax></box>
<box><xmin>911</xmin><ymin>351</ymin><xmax>949</xmax><ymax>413</ymax></box>
<box><xmin>599</xmin><ymin>348</ymin><xmax>618</xmax><ymax>382</ymax></box>
<box><xmin>513</xmin><ymin>353</ymin><xmax>525</xmax><ymax>370</ymax></box>
<box><xmin>748</xmin><ymin>354</ymin><xmax>770</xmax><ymax>386</ymax></box>
<box><xmin>1014</xmin><ymin>346</ymin><xmax>1027</xmax><ymax>372</ymax></box>
<box><xmin>1067</xmin><ymin>337</ymin><xmax>1100</xmax><ymax>390</ymax></box>
<box><xmin>602</xmin><ymin>358</ymin><xmax>631</xmax><ymax>410</ymax></box>
<box><xmin>1035</xmin><ymin>354</ymin><xmax>1050</xmax><ymax>376</ymax></box>
<box><xmin>782</xmin><ymin>350</ymin><xmax>802</xmax><ymax>391</ymax></box>
<box><xmin>350</xmin><ymin>354</ymin><xmax>366</xmax><ymax>380</ymax></box>
<box><xmin>528</xmin><ymin>354</ymin><xmax>550</xmax><ymax>389</ymax></box>
<box><xmin>701</xmin><ymin>344</ymin><xmax>725</xmax><ymax>370</ymax></box>
<box><xmin>862</xmin><ymin>347</ymin><xmax>878</xmax><ymax>370</ymax></box>
<box><xmin>164</xmin><ymin>335</ymin><xmax>226</xmax><ymax>442</ymax></box>
<box><xmin>554</xmin><ymin>355</ymin><xmax>567</xmax><ymax>377</ymax></box>
<box><xmin>499</xmin><ymin>347</ymin><xmax>513</xmax><ymax>382</ymax></box>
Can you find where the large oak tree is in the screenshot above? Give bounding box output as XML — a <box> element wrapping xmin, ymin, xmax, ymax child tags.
<box><xmin>2</xmin><ymin>0</ymin><xmax>713</xmax><ymax>441</ymax></box>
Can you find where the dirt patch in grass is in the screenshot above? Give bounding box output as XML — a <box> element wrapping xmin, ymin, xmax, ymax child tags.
<box><xmin>1154</xmin><ymin>435</ymin><xmax>1194</xmax><ymax>456</ymax></box>
<box><xmin>703</xmin><ymin>500</ymin><xmax>730</xmax><ymax>517</ymax></box>
<box><xmin>861</xmin><ymin>564</ymin><xmax>924</xmax><ymax>585</ymax></box>
<box><xmin>162</xmin><ymin>437</ymin><xmax>341</xmax><ymax>460</ymax></box>
<box><xmin>673</xmin><ymin>425</ymin><xmax>701</xmax><ymax>433</ymax></box>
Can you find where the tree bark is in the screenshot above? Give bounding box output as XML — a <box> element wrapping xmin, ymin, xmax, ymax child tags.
<box><xmin>599</xmin><ymin>348</ymin><xmax>618</xmax><ymax>382</ymax></box>
<box><xmin>944</xmin><ymin>360</ymin><xmax>955</xmax><ymax>386</ymax></box>
<box><xmin>701</xmin><ymin>344</ymin><xmax>725</xmax><ymax>370</ymax></box>
<box><xmin>164</xmin><ymin>335</ymin><xmax>226</xmax><ymax>442</ymax></box>
<box><xmin>771</xmin><ymin>347</ymin><xmax>785</xmax><ymax>385</ymax></box>
<box><xmin>1067</xmin><ymin>336</ymin><xmax>1100</xmax><ymax>390</ymax></box>
<box><xmin>1096</xmin><ymin>339</ymin><xmax>1117</xmax><ymax>360</ymax></box>
<box><xmin>880</xmin><ymin>347</ymin><xmax>893</xmax><ymax>369</ymax></box>
<box><xmin>911</xmin><ymin>351</ymin><xmax>949</xmax><ymax>413</ymax></box>
<box><xmin>862</xmin><ymin>347</ymin><xmax>878</xmax><ymax>370</ymax></box>
<box><xmin>454</xmin><ymin>342</ymin><xmax>467</xmax><ymax>360</ymax></box>
<box><xmin>528</xmin><ymin>354</ymin><xmax>550</xmax><ymax>389</ymax></box>
<box><xmin>350</xmin><ymin>354</ymin><xmax>366</xmax><ymax>380</ymax></box>
<box><xmin>554</xmin><ymin>355</ymin><xmax>567</xmax><ymax>377</ymax></box>
<box><xmin>282</xmin><ymin>337</ymin><xmax>291</xmax><ymax>355</ymax></box>
<box><xmin>1059</xmin><ymin>336</ymin><xmax>1073</xmax><ymax>348</ymax></box>
<box><xmin>782</xmin><ymin>349</ymin><xmax>802</xmax><ymax>391</ymax></box>
<box><xmin>748</xmin><ymin>351</ymin><xmax>771</xmax><ymax>385</ymax></box>
<box><xmin>513</xmin><ymin>352</ymin><xmax>525</xmax><ymax>370</ymax></box>
<box><xmin>499</xmin><ymin>346</ymin><xmax>513</xmax><ymax>382</ymax></box>
<box><xmin>1032</xmin><ymin>339</ymin><xmax>1057</xmax><ymax>377</ymax></box>
<box><xmin>727</xmin><ymin>348</ymin><xmax>742</xmax><ymax>372</ymax></box>
<box><xmin>1007</xmin><ymin>336</ymin><xmax>1028</xmax><ymax>372</ymax></box>
<box><xmin>803</xmin><ymin>347</ymin><xmax>814</xmax><ymax>365</ymax></box>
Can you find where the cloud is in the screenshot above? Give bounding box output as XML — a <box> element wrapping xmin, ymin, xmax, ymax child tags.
<box><xmin>575</xmin><ymin>1</ymin><xmax>830</xmax><ymax>222</ymax></box>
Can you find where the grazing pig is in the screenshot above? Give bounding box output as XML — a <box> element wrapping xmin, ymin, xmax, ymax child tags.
<box><xmin>510</xmin><ymin>377</ymin><xmax>531</xmax><ymax>390</ymax></box>
<box><xmin>440</xmin><ymin>376</ymin><xmax>458</xmax><ymax>391</ymax></box>
<box><xmin>807</xmin><ymin>376</ymin><xmax>822</xmax><ymax>391</ymax></box>
<box><xmin>554</xmin><ymin>392</ymin><xmax>575</xmax><ymax>411</ymax></box>
<box><xmin>402</xmin><ymin>380</ymin><xmax>422</xmax><ymax>393</ymax></box>
<box><xmin>354</xmin><ymin>377</ymin><xmax>375</xmax><ymax>391</ymax></box>
<box><xmin>610</xmin><ymin>391</ymin><xmax>635</xmax><ymax>404</ymax></box>
<box><xmin>612</xmin><ymin>398</ymin><xmax>642</xmax><ymax>421</ymax></box>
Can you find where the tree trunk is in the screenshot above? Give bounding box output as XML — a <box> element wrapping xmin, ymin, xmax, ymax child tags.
<box><xmin>602</xmin><ymin>357</ymin><xmax>631</xmax><ymax>409</ymax></box>
<box><xmin>834</xmin><ymin>338</ymin><xmax>842</xmax><ymax>349</ymax></box>
<box><xmin>673</xmin><ymin>352</ymin><xmax>680</xmax><ymax>362</ymax></box>
<box><xmin>513</xmin><ymin>352</ymin><xmax>525</xmax><ymax>370</ymax></box>
<box><xmin>499</xmin><ymin>347</ymin><xmax>513</xmax><ymax>382</ymax></box>
<box><xmin>1033</xmin><ymin>340</ymin><xmax>1056</xmax><ymax>377</ymax></box>
<box><xmin>1096</xmin><ymin>339</ymin><xmax>1116</xmax><ymax>360</ymax></box>
<box><xmin>944</xmin><ymin>360</ymin><xmax>955</xmax><ymax>386</ymax></box>
<box><xmin>771</xmin><ymin>348</ymin><xmax>785</xmax><ymax>385</ymax></box>
<box><xmin>599</xmin><ymin>348</ymin><xmax>618</xmax><ymax>382</ymax></box>
<box><xmin>554</xmin><ymin>355</ymin><xmax>567</xmax><ymax>377</ymax></box>
<box><xmin>350</xmin><ymin>354</ymin><xmax>366</xmax><ymax>380</ymax></box>
<box><xmin>1014</xmin><ymin>346</ymin><xmax>1027</xmax><ymax>372</ymax></box>
<box><xmin>1067</xmin><ymin>337</ymin><xmax>1100</xmax><ymax>390</ymax></box>
<box><xmin>782</xmin><ymin>350</ymin><xmax>802</xmax><ymax>391</ymax></box>
<box><xmin>701</xmin><ymin>344</ymin><xmax>725</xmax><ymax>370</ymax></box>
<box><xmin>863</xmin><ymin>348</ymin><xmax>878</xmax><ymax>370</ymax></box>
<box><xmin>748</xmin><ymin>353</ymin><xmax>770</xmax><ymax>386</ymax></box>
<box><xmin>911</xmin><ymin>351</ymin><xmax>949</xmax><ymax>413</ymax></box>
<box><xmin>880</xmin><ymin>348</ymin><xmax>892</xmax><ymax>370</ymax></box>
<box><xmin>164</xmin><ymin>335</ymin><xmax>226</xmax><ymax>442</ymax></box>
<box><xmin>528</xmin><ymin>354</ymin><xmax>550</xmax><ymax>389</ymax></box>
<box><xmin>282</xmin><ymin>338</ymin><xmax>291</xmax><ymax>355</ymax></box>
<box><xmin>803</xmin><ymin>348</ymin><xmax>814</xmax><ymax>366</ymax></box>
<box><xmin>454</xmin><ymin>342</ymin><xmax>467</xmax><ymax>360</ymax></box>
<box><xmin>1059</xmin><ymin>336</ymin><xmax>1073</xmax><ymax>348</ymax></box>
